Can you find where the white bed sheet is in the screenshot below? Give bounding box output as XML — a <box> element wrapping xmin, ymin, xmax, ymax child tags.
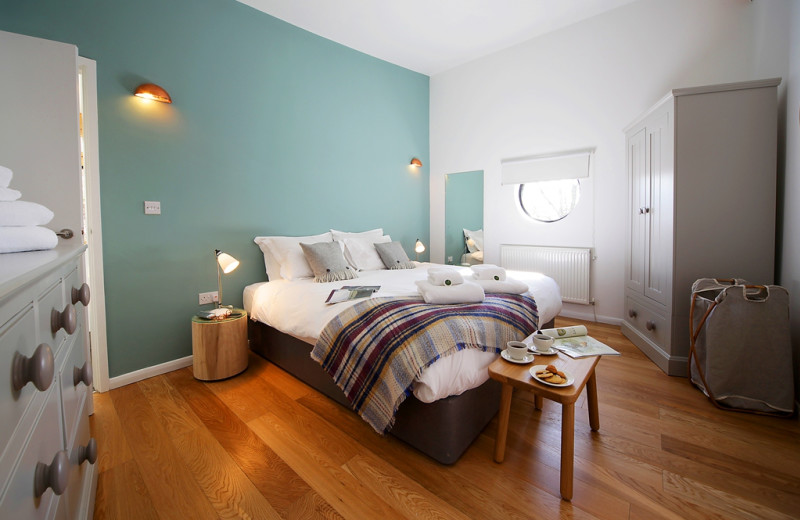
<box><xmin>244</xmin><ymin>263</ymin><xmax>562</xmax><ymax>403</ymax></box>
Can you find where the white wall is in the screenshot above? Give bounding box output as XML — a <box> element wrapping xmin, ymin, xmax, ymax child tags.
<box><xmin>430</xmin><ymin>0</ymin><xmax>791</xmax><ymax>323</ymax></box>
<box><xmin>782</xmin><ymin>1</ymin><xmax>800</xmax><ymax>399</ymax></box>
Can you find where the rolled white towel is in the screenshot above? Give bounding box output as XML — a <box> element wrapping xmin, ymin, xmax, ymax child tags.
<box><xmin>0</xmin><ymin>165</ymin><xmax>11</xmax><ymax>188</ymax></box>
<box><xmin>415</xmin><ymin>280</ymin><xmax>485</xmax><ymax>304</ymax></box>
<box><xmin>472</xmin><ymin>264</ymin><xmax>506</xmax><ymax>281</ymax></box>
<box><xmin>0</xmin><ymin>187</ymin><xmax>22</xmax><ymax>202</ymax></box>
<box><xmin>0</xmin><ymin>201</ymin><xmax>54</xmax><ymax>226</ymax></box>
<box><xmin>473</xmin><ymin>277</ymin><xmax>529</xmax><ymax>295</ymax></box>
<box><xmin>427</xmin><ymin>267</ymin><xmax>463</xmax><ymax>286</ymax></box>
<box><xmin>0</xmin><ymin>226</ymin><xmax>58</xmax><ymax>253</ymax></box>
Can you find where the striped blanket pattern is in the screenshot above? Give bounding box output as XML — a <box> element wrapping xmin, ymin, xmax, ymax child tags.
<box><xmin>311</xmin><ymin>294</ymin><xmax>539</xmax><ymax>434</ymax></box>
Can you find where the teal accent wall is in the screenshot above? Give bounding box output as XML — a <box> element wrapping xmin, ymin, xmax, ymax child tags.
<box><xmin>444</xmin><ymin>171</ymin><xmax>483</xmax><ymax>264</ymax></box>
<box><xmin>0</xmin><ymin>0</ymin><xmax>429</xmax><ymax>377</ymax></box>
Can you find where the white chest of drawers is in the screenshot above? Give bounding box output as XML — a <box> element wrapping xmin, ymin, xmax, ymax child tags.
<box><xmin>0</xmin><ymin>245</ymin><xmax>97</xmax><ymax>519</ymax></box>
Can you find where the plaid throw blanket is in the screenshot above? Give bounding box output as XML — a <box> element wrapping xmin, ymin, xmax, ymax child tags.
<box><xmin>311</xmin><ymin>294</ymin><xmax>539</xmax><ymax>434</ymax></box>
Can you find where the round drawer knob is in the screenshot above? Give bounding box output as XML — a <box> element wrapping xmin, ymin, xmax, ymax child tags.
<box><xmin>51</xmin><ymin>304</ymin><xmax>77</xmax><ymax>335</ymax></box>
<box><xmin>12</xmin><ymin>343</ymin><xmax>55</xmax><ymax>392</ymax></box>
<box><xmin>646</xmin><ymin>320</ymin><xmax>656</xmax><ymax>331</ymax></box>
<box><xmin>34</xmin><ymin>450</ymin><xmax>69</xmax><ymax>497</ymax></box>
<box><xmin>78</xmin><ymin>438</ymin><xmax>98</xmax><ymax>465</ymax></box>
<box><xmin>628</xmin><ymin>309</ymin><xmax>637</xmax><ymax>318</ymax></box>
<box><xmin>71</xmin><ymin>283</ymin><xmax>91</xmax><ymax>306</ymax></box>
<box><xmin>73</xmin><ymin>361</ymin><xmax>93</xmax><ymax>387</ymax></box>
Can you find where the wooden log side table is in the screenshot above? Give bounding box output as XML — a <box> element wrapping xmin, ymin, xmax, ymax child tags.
<box><xmin>191</xmin><ymin>309</ymin><xmax>249</xmax><ymax>381</ymax></box>
<box><xmin>488</xmin><ymin>353</ymin><xmax>601</xmax><ymax>501</ymax></box>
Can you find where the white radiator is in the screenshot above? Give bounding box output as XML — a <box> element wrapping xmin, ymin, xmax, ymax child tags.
<box><xmin>500</xmin><ymin>245</ymin><xmax>592</xmax><ymax>305</ymax></box>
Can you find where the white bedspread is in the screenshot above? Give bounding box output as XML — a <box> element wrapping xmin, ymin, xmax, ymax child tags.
<box><xmin>244</xmin><ymin>263</ymin><xmax>561</xmax><ymax>403</ymax></box>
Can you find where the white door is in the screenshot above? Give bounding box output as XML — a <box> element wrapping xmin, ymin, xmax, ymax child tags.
<box><xmin>0</xmin><ymin>31</ymin><xmax>109</xmax><ymax>393</ymax></box>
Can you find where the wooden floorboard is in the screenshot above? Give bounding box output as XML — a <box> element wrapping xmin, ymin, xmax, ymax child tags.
<box><xmin>92</xmin><ymin>317</ymin><xmax>800</xmax><ymax>519</ymax></box>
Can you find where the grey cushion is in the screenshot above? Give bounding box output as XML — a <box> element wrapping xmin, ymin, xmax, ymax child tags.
<box><xmin>300</xmin><ymin>241</ymin><xmax>357</xmax><ymax>283</ymax></box>
<box><xmin>374</xmin><ymin>241</ymin><xmax>415</xmax><ymax>270</ymax></box>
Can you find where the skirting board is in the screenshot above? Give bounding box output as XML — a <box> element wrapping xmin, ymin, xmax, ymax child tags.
<box><xmin>107</xmin><ymin>355</ymin><xmax>193</xmax><ymax>390</ymax></box>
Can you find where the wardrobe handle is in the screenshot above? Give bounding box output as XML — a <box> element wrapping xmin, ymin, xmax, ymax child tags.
<box><xmin>638</xmin><ymin>207</ymin><xmax>644</xmax><ymax>214</ymax></box>
<box><xmin>628</xmin><ymin>309</ymin><xmax>637</xmax><ymax>318</ymax></box>
<box><xmin>12</xmin><ymin>344</ymin><xmax>54</xmax><ymax>392</ymax></box>
<box><xmin>51</xmin><ymin>304</ymin><xmax>77</xmax><ymax>335</ymax></box>
<box><xmin>646</xmin><ymin>320</ymin><xmax>656</xmax><ymax>331</ymax></box>
<box><xmin>73</xmin><ymin>361</ymin><xmax>93</xmax><ymax>387</ymax></box>
<box><xmin>71</xmin><ymin>283</ymin><xmax>91</xmax><ymax>306</ymax></box>
<box><xmin>78</xmin><ymin>438</ymin><xmax>98</xmax><ymax>465</ymax></box>
<box><xmin>34</xmin><ymin>450</ymin><xmax>69</xmax><ymax>497</ymax></box>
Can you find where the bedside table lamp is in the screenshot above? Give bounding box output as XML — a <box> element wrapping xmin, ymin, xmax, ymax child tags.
<box><xmin>415</xmin><ymin>239</ymin><xmax>426</xmax><ymax>261</ymax></box>
<box><xmin>215</xmin><ymin>249</ymin><xmax>239</xmax><ymax>308</ymax></box>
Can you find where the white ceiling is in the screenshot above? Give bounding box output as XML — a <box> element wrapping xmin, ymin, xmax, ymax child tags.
<box><xmin>237</xmin><ymin>0</ymin><xmax>638</xmax><ymax>76</ymax></box>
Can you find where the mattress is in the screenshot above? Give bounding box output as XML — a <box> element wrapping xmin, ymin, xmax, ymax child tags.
<box><xmin>244</xmin><ymin>262</ymin><xmax>561</xmax><ymax>402</ymax></box>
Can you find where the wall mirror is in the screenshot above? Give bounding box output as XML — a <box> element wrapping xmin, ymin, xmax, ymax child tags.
<box><xmin>444</xmin><ymin>170</ymin><xmax>484</xmax><ymax>265</ymax></box>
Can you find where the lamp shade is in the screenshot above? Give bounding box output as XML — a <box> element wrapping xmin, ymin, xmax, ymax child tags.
<box><xmin>134</xmin><ymin>83</ymin><xmax>172</xmax><ymax>104</ymax></box>
<box><xmin>410</xmin><ymin>158</ymin><xmax>423</xmax><ymax>167</ymax></box>
<box><xmin>415</xmin><ymin>239</ymin><xmax>426</xmax><ymax>254</ymax></box>
<box><xmin>216</xmin><ymin>251</ymin><xmax>239</xmax><ymax>273</ymax></box>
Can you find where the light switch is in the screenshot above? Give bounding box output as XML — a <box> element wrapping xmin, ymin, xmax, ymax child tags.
<box><xmin>144</xmin><ymin>201</ymin><xmax>161</xmax><ymax>215</ymax></box>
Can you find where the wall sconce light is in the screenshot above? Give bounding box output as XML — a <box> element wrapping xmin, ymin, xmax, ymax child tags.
<box><xmin>134</xmin><ymin>83</ymin><xmax>172</xmax><ymax>104</ymax></box>
<box><xmin>410</xmin><ymin>158</ymin><xmax>423</xmax><ymax>168</ymax></box>
<box><xmin>415</xmin><ymin>239</ymin><xmax>426</xmax><ymax>261</ymax></box>
<box><xmin>215</xmin><ymin>249</ymin><xmax>239</xmax><ymax>308</ymax></box>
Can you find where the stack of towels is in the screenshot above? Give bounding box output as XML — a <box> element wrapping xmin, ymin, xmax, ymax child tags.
<box><xmin>470</xmin><ymin>264</ymin><xmax>529</xmax><ymax>294</ymax></box>
<box><xmin>415</xmin><ymin>267</ymin><xmax>485</xmax><ymax>304</ymax></box>
<box><xmin>0</xmin><ymin>165</ymin><xmax>58</xmax><ymax>254</ymax></box>
<box><xmin>415</xmin><ymin>264</ymin><xmax>530</xmax><ymax>304</ymax></box>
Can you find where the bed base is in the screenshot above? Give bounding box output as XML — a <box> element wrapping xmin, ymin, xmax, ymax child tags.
<box><xmin>247</xmin><ymin>318</ymin><xmax>552</xmax><ymax>465</ymax></box>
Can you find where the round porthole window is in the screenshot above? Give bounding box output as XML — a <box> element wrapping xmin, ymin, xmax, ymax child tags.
<box><xmin>518</xmin><ymin>179</ymin><xmax>581</xmax><ymax>222</ymax></box>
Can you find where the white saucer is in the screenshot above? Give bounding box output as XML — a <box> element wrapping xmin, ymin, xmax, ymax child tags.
<box><xmin>529</xmin><ymin>365</ymin><xmax>574</xmax><ymax>387</ymax></box>
<box><xmin>529</xmin><ymin>347</ymin><xmax>557</xmax><ymax>356</ymax></box>
<box><xmin>501</xmin><ymin>350</ymin><xmax>535</xmax><ymax>364</ymax></box>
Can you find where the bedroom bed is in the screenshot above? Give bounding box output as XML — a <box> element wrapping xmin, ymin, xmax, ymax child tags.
<box><xmin>245</xmin><ymin>232</ymin><xmax>562</xmax><ymax>464</ymax></box>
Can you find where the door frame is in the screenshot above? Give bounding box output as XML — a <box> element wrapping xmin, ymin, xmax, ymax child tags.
<box><xmin>78</xmin><ymin>57</ymin><xmax>110</xmax><ymax>393</ymax></box>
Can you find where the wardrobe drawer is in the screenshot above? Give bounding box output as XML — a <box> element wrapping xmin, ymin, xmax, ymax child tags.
<box><xmin>0</xmin><ymin>385</ymin><xmax>64</xmax><ymax>520</ymax></box>
<box><xmin>65</xmin><ymin>402</ymin><xmax>96</xmax><ymax>520</ymax></box>
<box><xmin>59</xmin><ymin>329</ymin><xmax>90</xmax><ymax>446</ymax></box>
<box><xmin>38</xmin><ymin>280</ymin><xmax>70</xmax><ymax>356</ymax></box>
<box><xmin>0</xmin><ymin>307</ymin><xmax>54</xmax><ymax>462</ymax></box>
<box><xmin>625</xmin><ymin>296</ymin><xmax>668</xmax><ymax>349</ymax></box>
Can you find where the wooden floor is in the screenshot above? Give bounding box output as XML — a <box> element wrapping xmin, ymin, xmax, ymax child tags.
<box><xmin>91</xmin><ymin>318</ymin><xmax>800</xmax><ymax>519</ymax></box>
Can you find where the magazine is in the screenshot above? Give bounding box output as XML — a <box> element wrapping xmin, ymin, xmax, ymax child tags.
<box><xmin>539</xmin><ymin>325</ymin><xmax>620</xmax><ymax>358</ymax></box>
<box><xmin>325</xmin><ymin>285</ymin><xmax>381</xmax><ymax>304</ymax></box>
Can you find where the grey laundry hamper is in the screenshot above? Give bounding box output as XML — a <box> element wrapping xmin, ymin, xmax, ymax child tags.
<box><xmin>689</xmin><ymin>278</ymin><xmax>794</xmax><ymax>416</ymax></box>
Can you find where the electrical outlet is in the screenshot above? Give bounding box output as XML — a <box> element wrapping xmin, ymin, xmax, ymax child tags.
<box><xmin>144</xmin><ymin>201</ymin><xmax>161</xmax><ymax>215</ymax></box>
<box><xmin>198</xmin><ymin>291</ymin><xmax>218</xmax><ymax>305</ymax></box>
<box><xmin>447</xmin><ymin>256</ymin><xmax>453</xmax><ymax>263</ymax></box>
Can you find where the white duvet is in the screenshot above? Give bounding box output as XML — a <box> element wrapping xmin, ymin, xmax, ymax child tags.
<box><xmin>243</xmin><ymin>263</ymin><xmax>561</xmax><ymax>403</ymax></box>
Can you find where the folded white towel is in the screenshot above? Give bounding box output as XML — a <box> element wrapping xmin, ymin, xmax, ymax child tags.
<box><xmin>427</xmin><ymin>267</ymin><xmax>464</xmax><ymax>286</ymax></box>
<box><xmin>0</xmin><ymin>201</ymin><xmax>54</xmax><ymax>226</ymax></box>
<box><xmin>471</xmin><ymin>264</ymin><xmax>506</xmax><ymax>281</ymax></box>
<box><xmin>0</xmin><ymin>187</ymin><xmax>21</xmax><ymax>202</ymax></box>
<box><xmin>0</xmin><ymin>165</ymin><xmax>11</xmax><ymax>188</ymax></box>
<box><xmin>0</xmin><ymin>226</ymin><xmax>58</xmax><ymax>253</ymax></box>
<box><xmin>415</xmin><ymin>279</ymin><xmax>485</xmax><ymax>304</ymax></box>
<box><xmin>473</xmin><ymin>277</ymin><xmax>529</xmax><ymax>295</ymax></box>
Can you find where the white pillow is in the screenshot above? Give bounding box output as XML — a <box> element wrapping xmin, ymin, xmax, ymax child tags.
<box><xmin>463</xmin><ymin>228</ymin><xmax>484</xmax><ymax>252</ymax></box>
<box><xmin>253</xmin><ymin>236</ymin><xmax>283</xmax><ymax>280</ymax></box>
<box><xmin>257</xmin><ymin>232</ymin><xmax>333</xmax><ymax>281</ymax></box>
<box><xmin>342</xmin><ymin>235</ymin><xmax>391</xmax><ymax>271</ymax></box>
<box><xmin>331</xmin><ymin>228</ymin><xmax>383</xmax><ymax>241</ymax></box>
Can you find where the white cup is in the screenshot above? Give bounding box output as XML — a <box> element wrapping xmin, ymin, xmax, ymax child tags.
<box><xmin>532</xmin><ymin>333</ymin><xmax>555</xmax><ymax>353</ymax></box>
<box><xmin>506</xmin><ymin>341</ymin><xmax>529</xmax><ymax>360</ymax></box>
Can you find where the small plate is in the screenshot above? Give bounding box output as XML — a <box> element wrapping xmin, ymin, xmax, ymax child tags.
<box><xmin>529</xmin><ymin>365</ymin><xmax>574</xmax><ymax>387</ymax></box>
<box><xmin>501</xmin><ymin>350</ymin><xmax>535</xmax><ymax>364</ymax></box>
<box><xmin>528</xmin><ymin>346</ymin><xmax>557</xmax><ymax>356</ymax></box>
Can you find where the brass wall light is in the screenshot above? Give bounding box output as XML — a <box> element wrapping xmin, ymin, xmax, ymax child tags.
<box><xmin>134</xmin><ymin>83</ymin><xmax>172</xmax><ymax>104</ymax></box>
<box><xmin>410</xmin><ymin>158</ymin><xmax>422</xmax><ymax>168</ymax></box>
